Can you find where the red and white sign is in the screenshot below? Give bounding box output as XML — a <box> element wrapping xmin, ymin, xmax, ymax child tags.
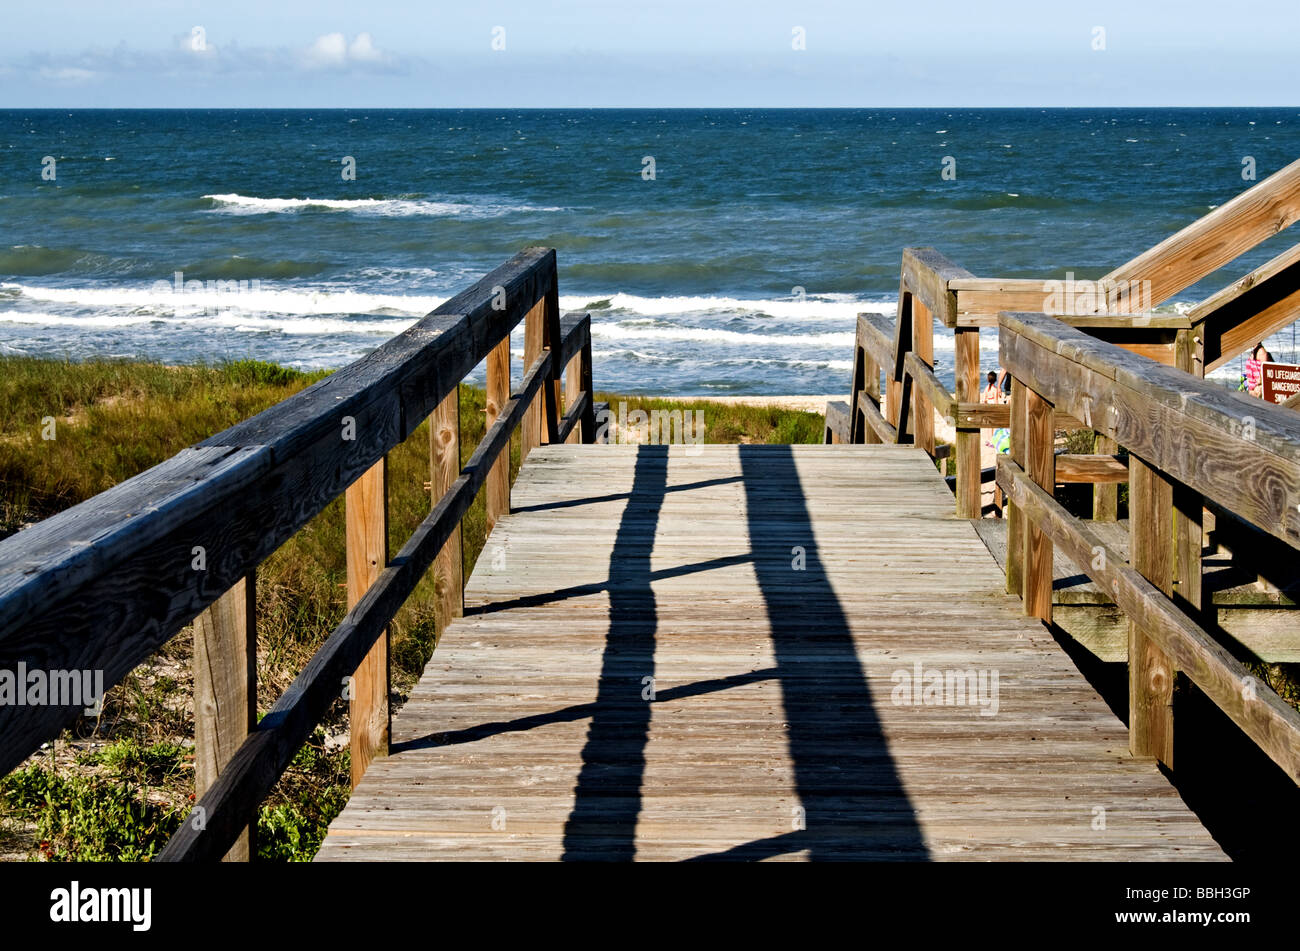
<box><xmin>1261</xmin><ymin>361</ymin><xmax>1300</xmax><ymax>405</ymax></box>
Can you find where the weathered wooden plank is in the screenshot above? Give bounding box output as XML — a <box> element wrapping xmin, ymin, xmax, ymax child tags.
<box><xmin>432</xmin><ymin>388</ymin><xmax>463</xmax><ymax>628</ymax></box>
<box><xmin>0</xmin><ymin>249</ymin><xmax>558</xmax><ymax>772</ymax></box>
<box><xmin>954</xmin><ymin>328</ymin><xmax>981</xmax><ymax>518</ymax></box>
<box><xmin>1102</xmin><ymin>157</ymin><xmax>1300</xmax><ymax>308</ymax></box>
<box><xmin>193</xmin><ymin>574</ymin><xmax>257</xmax><ymax>861</ymax></box>
<box><xmin>1193</xmin><ymin>243</ymin><xmax>1300</xmax><ymax>373</ymax></box>
<box><xmin>485</xmin><ymin>335</ymin><xmax>511</xmax><ymax>530</ymax></box>
<box><xmin>558</xmin><ymin>313</ymin><xmax>596</xmax><ymax>444</ymax></box>
<box><xmin>901</xmin><ymin>247</ymin><xmax>972</xmax><ymax>327</ymax></box>
<box><xmin>1053</xmin><ymin>454</ymin><xmax>1128</xmax><ymax>484</ymax></box>
<box><xmin>521</xmin><ymin>298</ymin><xmax>547</xmax><ymax>462</ymax></box>
<box><xmin>857</xmin><ymin>392</ymin><xmax>899</xmax><ymax>444</ymax></box>
<box><xmin>556</xmin><ymin>392</ymin><xmax>591</xmax><ymax>445</ymax></box>
<box><xmin>857</xmin><ymin>313</ymin><xmax>895</xmax><ymax>373</ymax></box>
<box><xmin>1005</xmin><ymin>378</ymin><xmax>1026</xmax><ymax>598</ymax></box>
<box><xmin>997</xmin><ymin>456</ymin><xmax>1300</xmax><ymax>783</ymax></box>
<box><xmin>903</xmin><ymin>351</ymin><xmax>956</xmax><ymax>426</ymax></box>
<box><xmin>347</xmin><ymin>458</ymin><xmax>389</xmax><ymax>787</ymax></box>
<box><xmin>999</xmin><ymin>311</ymin><xmax>1300</xmax><ymax>547</ymax></box>
<box><xmin>1093</xmin><ymin>435</ymin><xmax>1119</xmax><ymax>521</ymax></box>
<box><xmin>1129</xmin><ymin>456</ymin><xmax>1175</xmax><ymax>767</ymax></box>
<box><xmin>1023</xmin><ymin>388</ymin><xmax>1054</xmax><ymax>621</ymax></box>
<box><xmin>317</xmin><ymin>446</ymin><xmax>1226</xmax><ymax>861</ymax></box>
<box><xmin>824</xmin><ymin>400</ymin><xmax>851</xmax><ymax>444</ymax></box>
<box><xmin>953</xmin><ymin>402</ymin><xmax>1086</xmax><ymax>431</ymax></box>
<box><xmin>911</xmin><ymin>302</ymin><xmax>937</xmax><ymax>455</ymax></box>
<box><xmin>161</xmin><ymin>351</ymin><xmax>556</xmax><ymax>861</ymax></box>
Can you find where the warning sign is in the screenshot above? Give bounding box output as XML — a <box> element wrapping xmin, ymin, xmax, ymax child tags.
<box><xmin>1261</xmin><ymin>362</ymin><xmax>1300</xmax><ymax>405</ymax></box>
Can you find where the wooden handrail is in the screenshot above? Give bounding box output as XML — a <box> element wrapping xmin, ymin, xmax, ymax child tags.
<box><xmin>0</xmin><ymin>248</ymin><xmax>601</xmax><ymax>860</ymax></box>
<box><xmin>1189</xmin><ymin>241</ymin><xmax>1300</xmax><ymax>374</ymax></box>
<box><xmin>999</xmin><ymin>310</ymin><xmax>1300</xmax><ymax>548</ymax></box>
<box><xmin>998</xmin><ymin>309</ymin><xmax>1300</xmax><ymax>783</ymax></box>
<box><xmin>160</xmin><ymin>345</ymin><xmax>562</xmax><ymax>861</ymax></box>
<box><xmin>997</xmin><ymin>456</ymin><xmax>1300</xmax><ymax>783</ymax></box>
<box><xmin>1102</xmin><ymin>156</ymin><xmax>1300</xmax><ymax>309</ymax></box>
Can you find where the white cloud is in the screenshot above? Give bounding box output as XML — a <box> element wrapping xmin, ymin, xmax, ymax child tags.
<box><xmin>305</xmin><ymin>32</ymin><xmax>349</xmax><ymax>68</ymax></box>
<box><xmin>348</xmin><ymin>33</ymin><xmax>383</xmax><ymax>63</ymax></box>
<box><xmin>303</xmin><ymin>32</ymin><xmax>389</xmax><ymax>70</ymax></box>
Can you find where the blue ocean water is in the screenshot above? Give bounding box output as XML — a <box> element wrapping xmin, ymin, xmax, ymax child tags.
<box><xmin>1</xmin><ymin>108</ymin><xmax>1298</xmax><ymax>393</ymax></box>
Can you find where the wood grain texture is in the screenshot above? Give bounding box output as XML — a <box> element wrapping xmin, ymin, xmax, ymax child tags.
<box><xmin>954</xmin><ymin>328</ymin><xmax>982</xmax><ymax>519</ymax></box>
<box><xmin>1023</xmin><ymin>388</ymin><xmax>1055</xmax><ymax>622</ymax></box>
<box><xmin>317</xmin><ymin>445</ymin><xmax>1225</xmax><ymax>861</ymax></box>
<box><xmin>901</xmin><ymin>246</ymin><xmax>971</xmax><ymax>327</ymax></box>
<box><xmin>823</xmin><ymin>401</ymin><xmax>851</xmax><ymax>444</ymax></box>
<box><xmin>193</xmin><ymin>574</ymin><xmax>256</xmax><ymax>861</ymax></box>
<box><xmin>1054</xmin><ymin>454</ymin><xmax>1129</xmax><ymax>484</ymax></box>
<box><xmin>887</xmin><ymin>286</ymin><xmax>912</xmax><ymax>429</ymax></box>
<box><xmin>0</xmin><ymin>248</ymin><xmax>557</xmax><ymax>773</ymax></box>
<box><xmin>973</xmin><ymin>517</ymin><xmax>1300</xmax><ymax>662</ymax></box>
<box><xmin>347</xmin><ymin>458</ymin><xmax>390</xmax><ymax>787</ymax></box>
<box><xmin>1093</xmin><ymin>435</ymin><xmax>1120</xmax><ymax>521</ymax></box>
<box><xmin>432</xmin><ymin>388</ymin><xmax>463</xmax><ymax>628</ymax></box>
<box><xmin>997</xmin><ymin>457</ymin><xmax>1300</xmax><ymax>783</ymax></box>
<box><xmin>1005</xmin><ymin>378</ymin><xmax>1026</xmax><ymax>597</ymax></box>
<box><xmin>1128</xmin><ymin>457</ymin><xmax>1175</xmax><ymax>767</ymax></box>
<box><xmin>999</xmin><ymin>311</ymin><xmax>1300</xmax><ymax>548</ymax></box>
<box><xmin>858</xmin><ymin>391</ymin><xmax>899</xmax><ymax>444</ymax></box>
<box><xmin>521</xmin><ymin>297</ymin><xmax>547</xmax><ymax>462</ymax></box>
<box><xmin>1102</xmin><ymin>157</ymin><xmax>1300</xmax><ymax>309</ymax></box>
<box><xmin>485</xmin><ymin>335</ymin><xmax>511</xmax><ymax>530</ymax></box>
<box><xmin>160</xmin><ymin>350</ymin><xmax>557</xmax><ymax>861</ymax></box>
<box><xmin>910</xmin><ymin>302</ymin><xmax>936</xmax><ymax>455</ymax></box>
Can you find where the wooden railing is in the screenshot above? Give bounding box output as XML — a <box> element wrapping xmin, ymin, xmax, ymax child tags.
<box><xmin>996</xmin><ymin>310</ymin><xmax>1300</xmax><ymax>783</ymax></box>
<box><xmin>0</xmin><ymin>247</ymin><xmax>598</xmax><ymax>861</ymax></box>
<box><xmin>827</xmin><ymin>157</ymin><xmax>1300</xmax><ymax>521</ymax></box>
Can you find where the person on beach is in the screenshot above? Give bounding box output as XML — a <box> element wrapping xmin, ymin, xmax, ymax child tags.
<box><xmin>1242</xmin><ymin>343</ymin><xmax>1274</xmax><ymax>398</ymax></box>
<box><xmin>981</xmin><ymin>371</ymin><xmax>1001</xmax><ymax>403</ymax></box>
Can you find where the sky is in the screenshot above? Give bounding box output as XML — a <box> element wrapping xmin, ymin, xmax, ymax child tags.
<box><xmin>1</xmin><ymin>0</ymin><xmax>1298</xmax><ymax>107</ymax></box>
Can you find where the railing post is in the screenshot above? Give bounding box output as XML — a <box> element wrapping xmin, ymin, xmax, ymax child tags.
<box><xmin>543</xmin><ymin>283</ymin><xmax>563</xmax><ymax>445</ymax></box>
<box><xmin>1172</xmin><ymin>334</ymin><xmax>1203</xmax><ymax>623</ymax></box>
<box><xmin>1129</xmin><ymin>456</ymin><xmax>1176</xmax><ymax>766</ymax></box>
<box><xmin>486</xmin><ymin>336</ymin><xmax>511</xmax><ymax>530</ymax></box>
<box><xmin>193</xmin><ymin>573</ymin><xmax>257</xmax><ymax>861</ymax></box>
<box><xmin>1005</xmin><ymin>377</ymin><xmax>1026</xmax><ymax>596</ymax></box>
<box><xmin>579</xmin><ymin>326</ymin><xmax>596</xmax><ymax>444</ymax></box>
<box><xmin>954</xmin><ymin>326</ymin><xmax>981</xmax><ymax>517</ymax></box>
<box><xmin>862</xmin><ymin>351</ymin><xmax>881</xmax><ymax>444</ymax></box>
<box><xmin>1092</xmin><ymin>434</ymin><xmax>1119</xmax><ymax>520</ymax></box>
<box><xmin>1022</xmin><ymin>386</ymin><xmax>1054</xmax><ymax>621</ymax></box>
<box><xmin>521</xmin><ymin>298</ymin><xmax>546</xmax><ymax>462</ymax></box>
<box><xmin>347</xmin><ymin>458</ymin><xmax>388</xmax><ymax>788</ymax></box>
<box><xmin>432</xmin><ymin>388</ymin><xmax>463</xmax><ymax>628</ymax></box>
<box><xmin>911</xmin><ymin>298</ymin><xmax>935</xmax><ymax>456</ymax></box>
<box><xmin>852</xmin><ymin>337</ymin><xmax>882</xmax><ymax>445</ymax></box>
<box><xmin>564</xmin><ymin>354</ymin><xmax>581</xmax><ymax>445</ymax></box>
<box><xmin>886</xmin><ymin>286</ymin><xmax>911</xmax><ymax>429</ymax></box>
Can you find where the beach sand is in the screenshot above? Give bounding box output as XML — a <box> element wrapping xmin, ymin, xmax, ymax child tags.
<box><xmin>679</xmin><ymin>394</ymin><xmax>844</xmax><ymax>414</ymax></box>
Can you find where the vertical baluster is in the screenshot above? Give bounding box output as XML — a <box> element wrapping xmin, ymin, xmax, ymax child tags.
<box><xmin>347</xmin><ymin>459</ymin><xmax>388</xmax><ymax>787</ymax></box>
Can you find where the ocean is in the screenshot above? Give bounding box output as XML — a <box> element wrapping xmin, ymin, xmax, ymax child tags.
<box><xmin>2</xmin><ymin>108</ymin><xmax>1298</xmax><ymax>394</ymax></box>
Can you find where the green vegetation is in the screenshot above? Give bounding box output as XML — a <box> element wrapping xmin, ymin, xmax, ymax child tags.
<box><xmin>0</xmin><ymin>356</ymin><xmax>825</xmax><ymax>861</ymax></box>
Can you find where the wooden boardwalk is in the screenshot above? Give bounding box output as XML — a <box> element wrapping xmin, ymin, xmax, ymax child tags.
<box><xmin>317</xmin><ymin>444</ymin><xmax>1224</xmax><ymax>860</ymax></box>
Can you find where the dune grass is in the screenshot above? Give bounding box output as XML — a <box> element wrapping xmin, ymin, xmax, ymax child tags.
<box><xmin>0</xmin><ymin>356</ymin><xmax>826</xmax><ymax>861</ymax></box>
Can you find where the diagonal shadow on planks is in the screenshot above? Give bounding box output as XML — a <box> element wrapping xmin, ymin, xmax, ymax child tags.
<box><xmin>318</xmin><ymin>444</ymin><xmax>1226</xmax><ymax>861</ymax></box>
<box><xmin>561</xmin><ymin>445</ymin><xmax>667</xmax><ymax>858</ymax></box>
<box><xmin>689</xmin><ymin>445</ymin><xmax>927</xmax><ymax>860</ymax></box>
